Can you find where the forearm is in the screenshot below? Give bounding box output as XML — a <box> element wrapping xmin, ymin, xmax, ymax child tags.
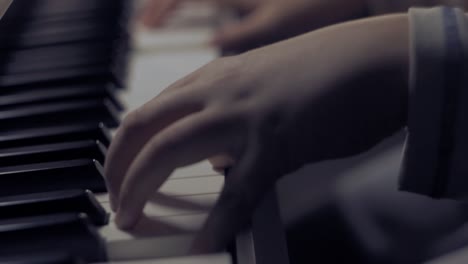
<box><xmin>310</xmin><ymin>14</ymin><xmax>409</xmax><ymax>159</ymax></box>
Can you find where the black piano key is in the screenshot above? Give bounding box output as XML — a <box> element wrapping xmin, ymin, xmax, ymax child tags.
<box><xmin>0</xmin><ymin>123</ymin><xmax>111</xmax><ymax>149</ymax></box>
<box><xmin>0</xmin><ymin>252</ymin><xmax>83</xmax><ymax>264</ymax></box>
<box><xmin>0</xmin><ymin>1</ymin><xmax>127</xmax><ymax>36</ymax></box>
<box><xmin>0</xmin><ymin>85</ymin><xmax>124</xmax><ymax>111</ymax></box>
<box><xmin>0</xmin><ymin>0</ymin><xmax>128</xmax><ymax>50</ymax></box>
<box><xmin>0</xmin><ymin>39</ymin><xmax>116</xmax><ymax>60</ymax></box>
<box><xmin>0</xmin><ymin>24</ymin><xmax>126</xmax><ymax>50</ymax></box>
<box><xmin>0</xmin><ymin>159</ymin><xmax>107</xmax><ymax>197</ymax></box>
<box><xmin>0</xmin><ymin>99</ymin><xmax>120</xmax><ymax>131</ymax></box>
<box><xmin>3</xmin><ymin>0</ymin><xmax>125</xmax><ymax>21</ymax></box>
<box><xmin>0</xmin><ymin>63</ymin><xmax>123</xmax><ymax>88</ymax></box>
<box><xmin>0</xmin><ymin>213</ymin><xmax>107</xmax><ymax>262</ymax></box>
<box><xmin>0</xmin><ymin>34</ymin><xmax>127</xmax><ymax>64</ymax></box>
<box><xmin>0</xmin><ymin>80</ymin><xmax>118</xmax><ymax>95</ymax></box>
<box><xmin>0</xmin><ymin>189</ymin><xmax>108</xmax><ymax>226</ymax></box>
<box><xmin>1</xmin><ymin>48</ymin><xmax>115</xmax><ymax>75</ymax></box>
<box><xmin>0</xmin><ymin>140</ymin><xmax>107</xmax><ymax>167</ymax></box>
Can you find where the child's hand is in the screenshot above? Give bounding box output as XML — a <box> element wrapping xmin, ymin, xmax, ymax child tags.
<box><xmin>105</xmin><ymin>14</ymin><xmax>409</xmax><ymax>252</ymax></box>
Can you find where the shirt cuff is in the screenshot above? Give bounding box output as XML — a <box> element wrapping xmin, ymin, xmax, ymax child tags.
<box><xmin>399</xmin><ymin>7</ymin><xmax>468</xmax><ymax>200</ymax></box>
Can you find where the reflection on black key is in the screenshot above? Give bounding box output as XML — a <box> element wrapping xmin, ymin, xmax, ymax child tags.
<box><xmin>0</xmin><ymin>123</ymin><xmax>112</xmax><ymax>149</ymax></box>
<box><xmin>0</xmin><ymin>189</ymin><xmax>108</xmax><ymax>226</ymax></box>
<box><xmin>0</xmin><ymin>85</ymin><xmax>123</xmax><ymax>111</ymax></box>
<box><xmin>0</xmin><ymin>159</ymin><xmax>106</xmax><ymax>197</ymax></box>
<box><xmin>0</xmin><ymin>99</ymin><xmax>120</xmax><ymax>131</ymax></box>
<box><xmin>0</xmin><ymin>140</ymin><xmax>107</xmax><ymax>167</ymax></box>
<box><xmin>0</xmin><ymin>213</ymin><xmax>107</xmax><ymax>262</ymax></box>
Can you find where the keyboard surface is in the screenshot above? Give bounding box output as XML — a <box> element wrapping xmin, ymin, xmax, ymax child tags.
<box><xmin>0</xmin><ymin>1</ymin><xmax>288</xmax><ymax>263</ymax></box>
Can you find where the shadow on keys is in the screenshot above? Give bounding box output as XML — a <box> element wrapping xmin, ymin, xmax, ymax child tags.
<box><xmin>122</xmin><ymin>193</ymin><xmax>214</xmax><ymax>237</ymax></box>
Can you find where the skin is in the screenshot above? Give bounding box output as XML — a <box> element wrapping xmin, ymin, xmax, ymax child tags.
<box><xmin>105</xmin><ymin>14</ymin><xmax>409</xmax><ymax>252</ymax></box>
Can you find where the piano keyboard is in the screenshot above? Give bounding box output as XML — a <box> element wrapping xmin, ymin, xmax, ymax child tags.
<box><xmin>0</xmin><ymin>0</ymin><xmax>288</xmax><ymax>263</ymax></box>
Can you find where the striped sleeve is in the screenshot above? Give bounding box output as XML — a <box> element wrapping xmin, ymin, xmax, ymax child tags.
<box><xmin>399</xmin><ymin>7</ymin><xmax>468</xmax><ymax>200</ymax></box>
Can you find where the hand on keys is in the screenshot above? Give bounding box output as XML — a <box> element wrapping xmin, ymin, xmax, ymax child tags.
<box><xmin>105</xmin><ymin>14</ymin><xmax>409</xmax><ymax>252</ymax></box>
<box><xmin>139</xmin><ymin>0</ymin><xmax>368</xmax><ymax>51</ymax></box>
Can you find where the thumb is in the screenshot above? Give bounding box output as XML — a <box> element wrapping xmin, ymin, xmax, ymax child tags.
<box><xmin>212</xmin><ymin>9</ymin><xmax>275</xmax><ymax>51</ymax></box>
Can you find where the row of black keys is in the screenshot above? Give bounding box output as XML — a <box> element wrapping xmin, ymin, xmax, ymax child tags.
<box><xmin>0</xmin><ymin>0</ymin><xmax>130</xmax><ymax>89</ymax></box>
<box><xmin>0</xmin><ymin>0</ymin><xmax>130</xmax><ymax>263</ymax></box>
<box><xmin>0</xmin><ymin>132</ymin><xmax>114</xmax><ymax>262</ymax></box>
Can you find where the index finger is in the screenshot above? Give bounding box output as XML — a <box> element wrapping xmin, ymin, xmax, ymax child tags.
<box><xmin>115</xmin><ymin>110</ymin><xmax>242</xmax><ymax>229</ymax></box>
<box><xmin>104</xmin><ymin>90</ymin><xmax>203</xmax><ymax>211</ymax></box>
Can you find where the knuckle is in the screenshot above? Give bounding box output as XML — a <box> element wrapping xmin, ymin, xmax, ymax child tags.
<box><xmin>121</xmin><ymin>109</ymin><xmax>145</xmax><ymax>135</ymax></box>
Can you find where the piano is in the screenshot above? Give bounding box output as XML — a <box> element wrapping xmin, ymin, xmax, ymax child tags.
<box><xmin>0</xmin><ymin>0</ymin><xmax>289</xmax><ymax>263</ymax></box>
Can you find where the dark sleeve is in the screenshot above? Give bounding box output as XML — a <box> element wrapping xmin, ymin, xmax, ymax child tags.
<box><xmin>399</xmin><ymin>7</ymin><xmax>468</xmax><ymax>200</ymax></box>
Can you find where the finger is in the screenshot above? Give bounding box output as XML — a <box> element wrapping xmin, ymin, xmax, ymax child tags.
<box><xmin>193</xmin><ymin>140</ymin><xmax>271</xmax><ymax>252</ymax></box>
<box><xmin>105</xmin><ymin>90</ymin><xmax>204</xmax><ymax>211</ymax></box>
<box><xmin>209</xmin><ymin>153</ymin><xmax>236</xmax><ymax>172</ymax></box>
<box><xmin>211</xmin><ymin>8</ymin><xmax>275</xmax><ymax>51</ymax></box>
<box><xmin>141</xmin><ymin>0</ymin><xmax>180</xmax><ymax>27</ymax></box>
<box><xmin>115</xmin><ymin>110</ymin><xmax>242</xmax><ymax>229</ymax></box>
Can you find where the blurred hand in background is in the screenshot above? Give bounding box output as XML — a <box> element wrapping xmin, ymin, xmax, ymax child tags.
<box><xmin>140</xmin><ymin>0</ymin><xmax>368</xmax><ymax>51</ymax></box>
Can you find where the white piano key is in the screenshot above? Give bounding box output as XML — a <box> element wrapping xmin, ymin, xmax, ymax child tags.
<box><xmin>133</xmin><ymin>1</ymin><xmax>218</xmax><ymax>51</ymax></box>
<box><xmin>160</xmin><ymin>176</ymin><xmax>224</xmax><ymax>196</ymax></box>
<box><xmin>100</xmin><ymin>213</ymin><xmax>208</xmax><ymax>241</ymax></box>
<box><xmin>96</xmin><ymin>175</ymin><xmax>224</xmax><ymax>203</ymax></box>
<box><xmin>101</xmin><ymin>161</ymin><xmax>219</xmax><ymax>181</ymax></box>
<box><xmin>105</xmin><ymin>234</ymin><xmax>195</xmax><ymax>261</ymax></box>
<box><xmin>97</xmin><ymin>253</ymin><xmax>232</xmax><ymax>264</ymax></box>
<box><xmin>134</xmin><ymin>28</ymin><xmax>214</xmax><ymax>52</ymax></box>
<box><xmin>170</xmin><ymin>161</ymin><xmax>220</xmax><ymax>179</ymax></box>
<box><xmin>96</xmin><ymin>193</ymin><xmax>110</xmax><ymax>203</ymax></box>
<box><xmin>100</xmin><ymin>193</ymin><xmax>219</xmax><ymax>218</ymax></box>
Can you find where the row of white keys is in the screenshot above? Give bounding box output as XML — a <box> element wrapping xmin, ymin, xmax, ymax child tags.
<box><xmin>97</xmin><ymin>175</ymin><xmax>223</xmax><ymax>259</ymax></box>
<box><xmin>96</xmin><ymin>174</ymin><xmax>224</xmax><ymax>203</ymax></box>
<box><xmin>96</xmin><ymin>2</ymin><xmax>230</xmax><ymax>263</ymax></box>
